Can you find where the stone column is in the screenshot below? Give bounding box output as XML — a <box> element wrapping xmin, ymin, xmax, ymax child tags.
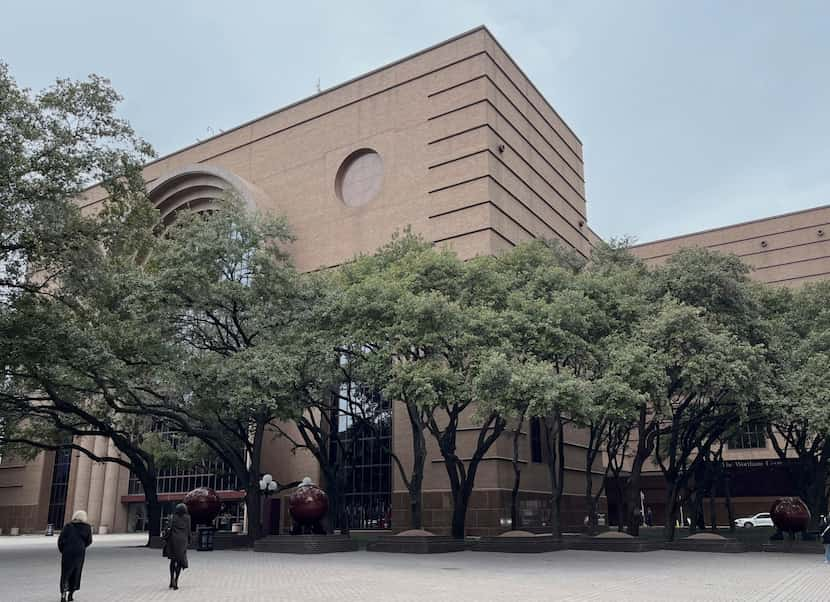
<box><xmin>70</xmin><ymin>436</ymin><xmax>93</xmax><ymax>517</ymax></box>
<box><xmin>99</xmin><ymin>440</ymin><xmax>120</xmax><ymax>534</ymax></box>
<box><xmin>86</xmin><ymin>436</ymin><xmax>109</xmax><ymax>531</ymax></box>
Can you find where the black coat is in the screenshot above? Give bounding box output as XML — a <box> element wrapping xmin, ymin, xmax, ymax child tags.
<box><xmin>163</xmin><ymin>513</ymin><xmax>191</xmax><ymax>568</ymax></box>
<box><xmin>58</xmin><ymin>521</ymin><xmax>92</xmax><ymax>593</ymax></box>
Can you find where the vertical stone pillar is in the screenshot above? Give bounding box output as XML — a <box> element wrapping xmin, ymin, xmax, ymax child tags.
<box><xmin>71</xmin><ymin>436</ymin><xmax>93</xmax><ymax>516</ymax></box>
<box><xmin>86</xmin><ymin>436</ymin><xmax>109</xmax><ymax>531</ymax></box>
<box><xmin>99</xmin><ymin>440</ymin><xmax>120</xmax><ymax>533</ymax></box>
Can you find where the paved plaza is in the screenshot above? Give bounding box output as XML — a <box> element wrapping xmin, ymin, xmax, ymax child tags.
<box><xmin>1</xmin><ymin>534</ymin><xmax>829</xmax><ymax>601</ymax></box>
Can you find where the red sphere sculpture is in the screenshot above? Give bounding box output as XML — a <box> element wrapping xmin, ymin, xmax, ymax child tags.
<box><xmin>183</xmin><ymin>487</ymin><xmax>222</xmax><ymax>526</ymax></box>
<box><xmin>770</xmin><ymin>497</ymin><xmax>811</xmax><ymax>534</ymax></box>
<box><xmin>288</xmin><ymin>478</ymin><xmax>329</xmax><ymax>525</ymax></box>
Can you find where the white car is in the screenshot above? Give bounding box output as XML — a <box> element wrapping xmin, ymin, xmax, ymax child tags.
<box><xmin>734</xmin><ymin>512</ymin><xmax>774</xmax><ymax>528</ymax></box>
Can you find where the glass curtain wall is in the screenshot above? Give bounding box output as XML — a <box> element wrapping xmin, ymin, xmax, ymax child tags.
<box><xmin>330</xmin><ymin>382</ymin><xmax>392</xmax><ymax>530</ymax></box>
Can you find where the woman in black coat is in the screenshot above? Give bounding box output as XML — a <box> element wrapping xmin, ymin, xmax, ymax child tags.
<box><xmin>163</xmin><ymin>503</ymin><xmax>191</xmax><ymax>590</ymax></box>
<box><xmin>58</xmin><ymin>510</ymin><xmax>93</xmax><ymax>602</ymax></box>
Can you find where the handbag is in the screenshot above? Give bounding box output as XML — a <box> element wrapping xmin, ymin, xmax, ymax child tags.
<box><xmin>161</xmin><ymin>528</ymin><xmax>171</xmax><ymax>557</ymax></box>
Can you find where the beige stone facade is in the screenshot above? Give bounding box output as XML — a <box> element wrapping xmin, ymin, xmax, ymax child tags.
<box><xmin>623</xmin><ymin>205</ymin><xmax>830</xmax><ymax>524</ymax></box>
<box><xmin>1</xmin><ymin>26</ymin><xmax>826</xmax><ymax>536</ymax></box>
<box><xmin>631</xmin><ymin>204</ymin><xmax>830</xmax><ymax>287</ymax></box>
<box><xmin>1</xmin><ymin>26</ymin><xmax>596</xmax><ymax>536</ymax></box>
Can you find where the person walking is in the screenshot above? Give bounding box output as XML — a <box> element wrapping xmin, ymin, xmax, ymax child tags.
<box><xmin>163</xmin><ymin>503</ymin><xmax>191</xmax><ymax>590</ymax></box>
<box><xmin>822</xmin><ymin>522</ymin><xmax>830</xmax><ymax>564</ymax></box>
<box><xmin>58</xmin><ymin>510</ymin><xmax>93</xmax><ymax>602</ymax></box>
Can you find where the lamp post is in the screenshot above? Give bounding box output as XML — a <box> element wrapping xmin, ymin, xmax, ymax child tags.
<box><xmin>259</xmin><ymin>474</ymin><xmax>278</xmax><ymax>536</ymax></box>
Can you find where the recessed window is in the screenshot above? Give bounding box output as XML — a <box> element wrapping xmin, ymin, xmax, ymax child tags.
<box><xmin>335</xmin><ymin>149</ymin><xmax>383</xmax><ymax>207</ymax></box>
<box><xmin>729</xmin><ymin>423</ymin><xmax>767</xmax><ymax>449</ymax></box>
<box><xmin>530</xmin><ymin>417</ymin><xmax>543</xmax><ymax>463</ymax></box>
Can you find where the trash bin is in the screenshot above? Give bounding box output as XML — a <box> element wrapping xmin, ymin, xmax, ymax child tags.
<box><xmin>197</xmin><ymin>526</ymin><xmax>215</xmax><ymax>551</ymax></box>
<box><xmin>46</xmin><ymin>524</ymin><xmax>54</xmax><ymax>536</ymax></box>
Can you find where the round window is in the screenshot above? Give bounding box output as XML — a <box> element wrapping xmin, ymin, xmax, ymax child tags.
<box><xmin>335</xmin><ymin>149</ymin><xmax>383</xmax><ymax>207</ymax></box>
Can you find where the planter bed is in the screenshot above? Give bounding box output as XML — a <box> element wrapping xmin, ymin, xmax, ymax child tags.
<box><xmin>366</xmin><ymin>529</ymin><xmax>467</xmax><ymax>554</ymax></box>
<box><xmin>253</xmin><ymin>534</ymin><xmax>359</xmax><ymax>554</ymax></box>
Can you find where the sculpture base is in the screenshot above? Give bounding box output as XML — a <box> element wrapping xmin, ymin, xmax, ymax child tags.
<box><xmin>471</xmin><ymin>534</ymin><xmax>565</xmax><ymax>553</ymax></box>
<box><xmin>254</xmin><ymin>534</ymin><xmax>358</xmax><ymax>554</ymax></box>
<box><xmin>664</xmin><ymin>534</ymin><xmax>746</xmax><ymax>553</ymax></box>
<box><xmin>367</xmin><ymin>535</ymin><xmax>466</xmax><ymax>554</ymax></box>
<box><xmin>762</xmin><ymin>540</ymin><xmax>824</xmax><ymax>554</ymax></box>
<box><xmin>566</xmin><ymin>534</ymin><xmax>663</xmax><ymax>553</ymax></box>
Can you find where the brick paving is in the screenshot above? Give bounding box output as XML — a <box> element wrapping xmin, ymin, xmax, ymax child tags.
<box><xmin>1</xmin><ymin>534</ymin><xmax>829</xmax><ymax>601</ymax></box>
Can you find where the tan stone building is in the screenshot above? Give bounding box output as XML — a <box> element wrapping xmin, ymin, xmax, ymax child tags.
<box><xmin>620</xmin><ymin>204</ymin><xmax>830</xmax><ymax>525</ymax></box>
<box><xmin>631</xmin><ymin>204</ymin><xmax>830</xmax><ymax>287</ymax></box>
<box><xmin>0</xmin><ymin>26</ymin><xmax>599</xmax><ymax>537</ymax></box>
<box><xmin>1</xmin><ymin>26</ymin><xmax>826</xmax><ymax>537</ymax></box>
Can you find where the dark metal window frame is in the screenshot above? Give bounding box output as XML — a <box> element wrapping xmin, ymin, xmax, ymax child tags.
<box><xmin>729</xmin><ymin>422</ymin><xmax>767</xmax><ymax>449</ymax></box>
<box><xmin>47</xmin><ymin>447</ymin><xmax>73</xmax><ymax>528</ymax></box>
<box><xmin>530</xmin><ymin>416</ymin><xmax>543</xmax><ymax>463</ymax></box>
<box><xmin>330</xmin><ymin>383</ymin><xmax>392</xmax><ymax>530</ymax></box>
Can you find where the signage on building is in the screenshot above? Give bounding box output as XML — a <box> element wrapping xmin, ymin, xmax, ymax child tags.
<box><xmin>724</xmin><ymin>459</ymin><xmax>793</xmax><ymax>469</ymax></box>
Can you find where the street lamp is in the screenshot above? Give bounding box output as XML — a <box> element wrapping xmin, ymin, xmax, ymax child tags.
<box><xmin>259</xmin><ymin>473</ymin><xmax>278</xmax><ymax>494</ymax></box>
<box><xmin>258</xmin><ymin>474</ymin><xmax>278</xmax><ymax>538</ymax></box>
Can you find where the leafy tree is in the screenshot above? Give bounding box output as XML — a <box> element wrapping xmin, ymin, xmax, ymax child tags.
<box><xmin>488</xmin><ymin>241</ymin><xmax>597</xmax><ymax>536</ymax></box>
<box><xmin>579</xmin><ymin>372</ymin><xmax>643</xmax><ymax>531</ymax></box>
<box><xmin>0</xmin><ymin>63</ymin><xmax>164</xmax><ymax>537</ymax></box>
<box><xmin>473</xmin><ymin>351</ymin><xmax>558</xmax><ymax>530</ymax></box>
<box><xmin>135</xmin><ymin>201</ymin><xmax>315</xmax><ymax>541</ymax></box>
<box><xmin>0</xmin><ymin>277</ymin><xmax>167</xmax><ymax>539</ymax></box>
<box><xmin>573</xmin><ymin>241</ymin><xmax>650</xmax><ymax>530</ymax></box>
<box><xmin>271</xmin><ymin>335</ymin><xmax>394</xmax><ymax>535</ymax></box>
<box><xmin>647</xmin><ymin>248</ymin><xmax>766</xmax><ymax>541</ymax></box>
<box><xmin>327</xmin><ymin>239</ymin><xmax>434</xmax><ymax>530</ymax></box>
<box><xmin>612</xmin><ymin>248</ymin><xmax>766</xmax><ymax>539</ymax></box>
<box><xmin>760</xmin><ymin>282</ymin><xmax>830</xmax><ymax>527</ymax></box>
<box><xmin>333</xmin><ymin>233</ymin><xmax>511</xmax><ymax>538</ymax></box>
<box><xmin>0</xmin><ymin>62</ymin><xmax>151</xmax><ymax>299</ymax></box>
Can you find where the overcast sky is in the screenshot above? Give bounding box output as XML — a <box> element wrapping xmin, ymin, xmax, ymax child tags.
<box><xmin>2</xmin><ymin>0</ymin><xmax>828</xmax><ymax>242</ymax></box>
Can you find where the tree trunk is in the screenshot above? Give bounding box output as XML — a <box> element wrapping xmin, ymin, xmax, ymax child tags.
<box><xmin>144</xmin><ymin>482</ymin><xmax>162</xmax><ymax>542</ymax></box>
<box><xmin>133</xmin><ymin>466</ymin><xmax>161</xmax><ymax>542</ymax></box>
<box><xmin>709</xmin><ymin>489</ymin><xmax>718</xmax><ymax>532</ymax></box>
<box><xmin>584</xmin><ymin>425</ymin><xmax>600</xmax><ymax>532</ymax></box>
<box><xmin>625</xmin><ymin>451</ymin><xmax>647</xmax><ymax>536</ymax></box>
<box><xmin>688</xmin><ymin>487</ymin><xmax>705</xmax><ymax>536</ymax></box>
<box><xmin>616</xmin><ymin>490</ymin><xmax>626</xmax><ymax>533</ymax></box>
<box><xmin>663</xmin><ymin>480</ymin><xmax>680</xmax><ymax>541</ymax></box>
<box><xmin>549</xmin><ymin>494</ymin><xmax>561</xmax><ymax>538</ymax></box>
<box><xmin>406</xmin><ymin>402</ymin><xmax>426</xmax><ymax>530</ymax></box>
<box><xmin>624</xmin><ymin>409</ymin><xmax>653</xmax><ymax>537</ymax></box>
<box><xmin>545</xmin><ymin>412</ymin><xmax>565</xmax><ymax>537</ymax></box>
<box><xmin>450</xmin><ymin>480</ymin><xmax>475</xmax><ymax>540</ymax></box>
<box><xmin>447</xmin><ymin>444</ymin><xmax>497</xmax><ymax>539</ymax></box>
<box><xmin>805</xmin><ymin>459</ymin><xmax>829</xmax><ymax>531</ymax></box>
<box><xmin>246</xmin><ymin>419</ymin><xmax>266</xmax><ymax>541</ymax></box>
<box><xmin>725</xmin><ymin>470</ymin><xmax>735</xmax><ymax>533</ymax></box>
<box><xmin>322</xmin><ymin>466</ymin><xmax>343</xmax><ymax>535</ymax></box>
<box><xmin>408</xmin><ymin>477</ymin><xmax>423</xmax><ymax>531</ymax></box>
<box><xmin>246</xmin><ymin>484</ymin><xmax>262</xmax><ymax>541</ymax></box>
<box><xmin>511</xmin><ymin>468</ymin><xmax>521</xmax><ymax>530</ymax></box>
<box><xmin>510</xmin><ymin>417</ymin><xmax>525</xmax><ymax>530</ymax></box>
<box><xmin>432</xmin><ymin>411</ymin><xmax>505</xmax><ymax>540</ymax></box>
